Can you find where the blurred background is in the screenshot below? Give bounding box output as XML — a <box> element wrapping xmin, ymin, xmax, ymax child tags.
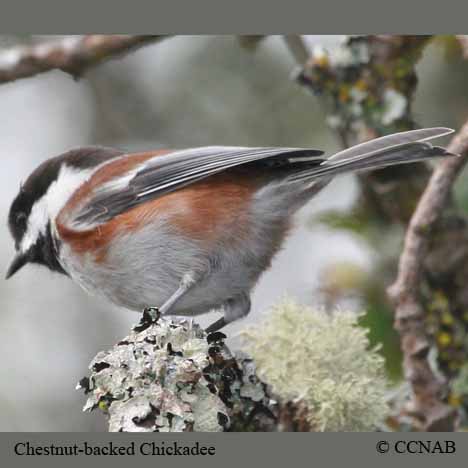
<box><xmin>1</xmin><ymin>35</ymin><xmax>468</xmax><ymax>431</ymax></box>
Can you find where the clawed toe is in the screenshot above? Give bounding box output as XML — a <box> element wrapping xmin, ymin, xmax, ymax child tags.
<box><xmin>134</xmin><ymin>307</ymin><xmax>161</xmax><ymax>332</ymax></box>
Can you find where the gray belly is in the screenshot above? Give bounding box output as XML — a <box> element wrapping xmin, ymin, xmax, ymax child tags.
<box><xmin>58</xmin><ymin>185</ymin><xmax>295</xmax><ymax>317</ymax></box>
<box><xmin>59</xmin><ymin>221</ymin><xmax>278</xmax><ymax>317</ymax></box>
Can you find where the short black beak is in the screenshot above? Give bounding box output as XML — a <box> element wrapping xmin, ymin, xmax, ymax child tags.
<box><xmin>5</xmin><ymin>252</ymin><xmax>29</xmax><ymax>279</ymax></box>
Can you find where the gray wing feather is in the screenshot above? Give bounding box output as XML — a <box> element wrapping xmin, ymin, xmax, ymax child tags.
<box><xmin>71</xmin><ymin>146</ymin><xmax>324</xmax><ymax>227</ymax></box>
<box><xmin>69</xmin><ymin>128</ymin><xmax>455</xmax><ymax>229</ymax></box>
<box><xmin>133</xmin><ymin>146</ymin><xmax>323</xmax><ymax>198</ymax></box>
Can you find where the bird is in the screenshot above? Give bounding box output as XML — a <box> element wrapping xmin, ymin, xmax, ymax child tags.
<box><xmin>6</xmin><ymin>127</ymin><xmax>456</xmax><ymax>332</ymax></box>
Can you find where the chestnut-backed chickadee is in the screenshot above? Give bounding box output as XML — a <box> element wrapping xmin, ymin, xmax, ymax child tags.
<box><xmin>6</xmin><ymin>128</ymin><xmax>455</xmax><ymax>332</ymax></box>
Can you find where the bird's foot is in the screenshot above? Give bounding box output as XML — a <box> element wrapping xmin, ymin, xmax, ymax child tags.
<box><xmin>134</xmin><ymin>307</ymin><xmax>161</xmax><ymax>332</ymax></box>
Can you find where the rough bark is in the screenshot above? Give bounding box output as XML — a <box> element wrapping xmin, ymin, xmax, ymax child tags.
<box><xmin>388</xmin><ymin>122</ymin><xmax>468</xmax><ymax>431</ymax></box>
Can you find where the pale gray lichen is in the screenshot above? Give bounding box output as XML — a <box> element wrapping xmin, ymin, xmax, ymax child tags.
<box><xmin>241</xmin><ymin>300</ymin><xmax>389</xmax><ymax>432</ymax></box>
<box><xmin>381</xmin><ymin>88</ymin><xmax>407</xmax><ymax>126</ymax></box>
<box><xmin>312</xmin><ymin>40</ymin><xmax>370</xmax><ymax>68</ymax></box>
<box><xmin>78</xmin><ymin>311</ymin><xmax>275</xmax><ymax>432</ymax></box>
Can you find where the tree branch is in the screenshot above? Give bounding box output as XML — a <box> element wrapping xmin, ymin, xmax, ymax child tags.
<box><xmin>284</xmin><ymin>35</ymin><xmax>468</xmax><ymax>430</ymax></box>
<box><xmin>79</xmin><ymin>304</ymin><xmax>389</xmax><ymax>432</ymax></box>
<box><xmin>0</xmin><ymin>35</ymin><xmax>168</xmax><ymax>84</ymax></box>
<box><xmin>289</xmin><ymin>35</ymin><xmax>434</xmax><ymax>221</ymax></box>
<box><xmin>389</xmin><ymin>123</ymin><xmax>468</xmax><ymax>302</ymax></box>
<box><xmin>78</xmin><ymin>310</ymin><xmax>278</xmax><ymax>432</ymax></box>
<box><xmin>283</xmin><ymin>35</ymin><xmax>309</xmax><ymax>65</ymax></box>
<box><xmin>387</xmin><ymin>121</ymin><xmax>468</xmax><ymax>431</ymax></box>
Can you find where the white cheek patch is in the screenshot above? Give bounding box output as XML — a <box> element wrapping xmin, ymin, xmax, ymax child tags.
<box><xmin>20</xmin><ymin>164</ymin><xmax>95</xmax><ymax>252</ymax></box>
<box><xmin>21</xmin><ymin>196</ymin><xmax>48</xmax><ymax>252</ymax></box>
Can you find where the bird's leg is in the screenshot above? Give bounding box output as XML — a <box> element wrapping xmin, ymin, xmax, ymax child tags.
<box><xmin>206</xmin><ymin>293</ymin><xmax>251</xmax><ymax>333</ymax></box>
<box><xmin>205</xmin><ymin>317</ymin><xmax>226</xmax><ymax>334</ymax></box>
<box><xmin>138</xmin><ymin>273</ymin><xmax>198</xmax><ymax>332</ymax></box>
<box><xmin>158</xmin><ymin>272</ymin><xmax>198</xmax><ymax>315</ymax></box>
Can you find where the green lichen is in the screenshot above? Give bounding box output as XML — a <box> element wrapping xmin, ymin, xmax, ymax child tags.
<box><xmin>299</xmin><ymin>36</ymin><xmax>426</xmax><ymax>140</ymax></box>
<box><xmin>426</xmin><ymin>288</ymin><xmax>468</xmax><ymax>377</ymax></box>
<box><xmin>452</xmin><ymin>363</ymin><xmax>468</xmax><ymax>397</ymax></box>
<box><xmin>242</xmin><ymin>300</ymin><xmax>389</xmax><ymax>431</ymax></box>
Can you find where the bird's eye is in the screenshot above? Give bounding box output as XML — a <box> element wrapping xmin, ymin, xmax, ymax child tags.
<box><xmin>16</xmin><ymin>212</ymin><xmax>27</xmax><ymax>229</ymax></box>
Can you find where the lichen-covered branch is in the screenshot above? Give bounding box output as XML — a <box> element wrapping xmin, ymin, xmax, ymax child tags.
<box><xmin>0</xmin><ymin>35</ymin><xmax>168</xmax><ymax>84</ymax></box>
<box><xmin>78</xmin><ymin>310</ymin><xmax>277</xmax><ymax>432</ymax></box>
<box><xmin>289</xmin><ymin>34</ymin><xmax>432</xmax><ymax>223</ymax></box>
<box><xmin>387</xmin><ymin>121</ymin><xmax>468</xmax><ymax>431</ymax></box>
<box><xmin>79</xmin><ymin>303</ymin><xmax>390</xmax><ymax>432</ymax></box>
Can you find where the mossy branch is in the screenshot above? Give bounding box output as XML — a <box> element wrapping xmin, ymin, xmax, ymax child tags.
<box><xmin>388</xmin><ymin>120</ymin><xmax>468</xmax><ymax>431</ymax></box>
<box><xmin>287</xmin><ymin>34</ymin><xmax>432</xmax><ymax>224</ymax></box>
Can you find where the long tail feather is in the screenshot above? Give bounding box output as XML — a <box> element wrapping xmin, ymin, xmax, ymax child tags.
<box><xmin>288</xmin><ymin>129</ymin><xmax>457</xmax><ymax>183</ymax></box>
<box><xmin>327</xmin><ymin>127</ymin><xmax>454</xmax><ymax>163</ymax></box>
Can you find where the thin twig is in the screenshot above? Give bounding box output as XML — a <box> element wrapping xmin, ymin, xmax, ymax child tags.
<box><xmin>283</xmin><ymin>35</ymin><xmax>310</xmax><ymax>65</ymax></box>
<box><xmin>0</xmin><ymin>35</ymin><xmax>168</xmax><ymax>84</ymax></box>
<box><xmin>388</xmin><ymin>120</ymin><xmax>468</xmax><ymax>430</ymax></box>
